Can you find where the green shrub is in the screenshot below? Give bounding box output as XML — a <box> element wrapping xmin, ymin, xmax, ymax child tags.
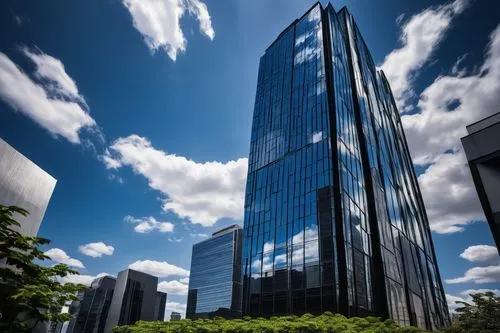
<box><xmin>112</xmin><ymin>313</ymin><xmax>432</xmax><ymax>333</ymax></box>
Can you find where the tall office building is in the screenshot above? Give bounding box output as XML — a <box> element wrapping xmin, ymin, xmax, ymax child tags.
<box><xmin>461</xmin><ymin>112</ymin><xmax>500</xmax><ymax>253</ymax></box>
<box><xmin>67</xmin><ymin>276</ymin><xmax>116</xmax><ymax>333</ymax></box>
<box><xmin>186</xmin><ymin>225</ymin><xmax>243</xmax><ymax>319</ymax></box>
<box><xmin>0</xmin><ymin>138</ymin><xmax>56</xmax><ymax>236</ymax></box>
<box><xmin>154</xmin><ymin>291</ymin><xmax>167</xmax><ymax>321</ymax></box>
<box><xmin>104</xmin><ymin>269</ymin><xmax>157</xmax><ymax>332</ymax></box>
<box><xmin>242</xmin><ymin>3</ymin><xmax>449</xmax><ymax>330</ymax></box>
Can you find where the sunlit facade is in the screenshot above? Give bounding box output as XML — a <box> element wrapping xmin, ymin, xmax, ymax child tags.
<box><xmin>186</xmin><ymin>225</ymin><xmax>243</xmax><ymax>319</ymax></box>
<box><xmin>0</xmin><ymin>138</ymin><xmax>56</xmax><ymax>236</ymax></box>
<box><xmin>241</xmin><ymin>3</ymin><xmax>449</xmax><ymax>330</ymax></box>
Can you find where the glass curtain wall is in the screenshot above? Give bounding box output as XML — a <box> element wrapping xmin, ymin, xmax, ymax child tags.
<box><xmin>242</xmin><ymin>2</ymin><xmax>450</xmax><ymax>330</ymax></box>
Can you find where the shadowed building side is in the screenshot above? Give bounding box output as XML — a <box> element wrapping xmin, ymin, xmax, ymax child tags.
<box><xmin>104</xmin><ymin>269</ymin><xmax>157</xmax><ymax>333</ymax></box>
<box><xmin>461</xmin><ymin>112</ymin><xmax>500</xmax><ymax>254</ymax></box>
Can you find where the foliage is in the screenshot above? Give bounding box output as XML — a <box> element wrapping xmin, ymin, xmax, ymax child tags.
<box><xmin>442</xmin><ymin>291</ymin><xmax>500</xmax><ymax>333</ymax></box>
<box><xmin>0</xmin><ymin>204</ymin><xmax>86</xmax><ymax>332</ymax></box>
<box><xmin>112</xmin><ymin>312</ymin><xmax>431</xmax><ymax>333</ymax></box>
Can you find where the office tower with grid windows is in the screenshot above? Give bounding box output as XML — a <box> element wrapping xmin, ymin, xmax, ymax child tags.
<box><xmin>104</xmin><ymin>269</ymin><xmax>157</xmax><ymax>332</ymax></box>
<box><xmin>241</xmin><ymin>3</ymin><xmax>450</xmax><ymax>330</ymax></box>
<box><xmin>186</xmin><ymin>225</ymin><xmax>243</xmax><ymax>319</ymax></box>
<box><xmin>67</xmin><ymin>276</ymin><xmax>116</xmax><ymax>333</ymax></box>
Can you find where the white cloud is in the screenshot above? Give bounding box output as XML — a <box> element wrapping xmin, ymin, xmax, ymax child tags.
<box><xmin>158</xmin><ymin>279</ymin><xmax>188</xmax><ymax>295</ymax></box>
<box><xmin>179</xmin><ymin>277</ymin><xmax>189</xmax><ymax>284</ymax></box>
<box><xmin>124</xmin><ymin>215</ymin><xmax>175</xmax><ymax>233</ymax></box>
<box><xmin>44</xmin><ymin>248</ymin><xmax>85</xmax><ymax>269</ymax></box>
<box><xmin>104</xmin><ymin>135</ymin><xmax>247</xmax><ymax>227</ymax></box>
<box><xmin>460</xmin><ymin>288</ymin><xmax>500</xmax><ymax>296</ymax></box>
<box><xmin>379</xmin><ymin>0</ymin><xmax>468</xmax><ymax>111</ymax></box>
<box><xmin>121</xmin><ymin>0</ymin><xmax>214</xmax><ymax>61</ymax></box>
<box><xmin>400</xmin><ymin>24</ymin><xmax>500</xmax><ymax>233</ymax></box>
<box><xmin>446</xmin><ymin>264</ymin><xmax>500</xmax><ymax>284</ymax></box>
<box><xmin>445</xmin><ymin>293</ymin><xmax>467</xmax><ymax>312</ymax></box>
<box><xmin>0</xmin><ymin>49</ymin><xmax>97</xmax><ymax>144</ymax></box>
<box><xmin>58</xmin><ymin>272</ymin><xmax>111</xmax><ymax>286</ymax></box>
<box><xmin>78</xmin><ymin>242</ymin><xmax>115</xmax><ymax>258</ymax></box>
<box><xmin>460</xmin><ymin>245</ymin><xmax>499</xmax><ymax>263</ymax></box>
<box><xmin>446</xmin><ymin>289</ymin><xmax>500</xmax><ymax>312</ymax></box>
<box><xmin>128</xmin><ymin>259</ymin><xmax>189</xmax><ymax>277</ymax></box>
<box><xmin>165</xmin><ymin>301</ymin><xmax>186</xmax><ymax>315</ymax></box>
<box><xmin>417</xmin><ymin>151</ymin><xmax>484</xmax><ymax>233</ymax></box>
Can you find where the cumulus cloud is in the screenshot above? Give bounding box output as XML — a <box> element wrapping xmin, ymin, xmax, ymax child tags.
<box><xmin>44</xmin><ymin>248</ymin><xmax>85</xmax><ymax>268</ymax></box>
<box><xmin>129</xmin><ymin>259</ymin><xmax>189</xmax><ymax>277</ymax></box>
<box><xmin>78</xmin><ymin>242</ymin><xmax>115</xmax><ymax>258</ymax></box>
<box><xmin>158</xmin><ymin>279</ymin><xmax>189</xmax><ymax>295</ymax></box>
<box><xmin>445</xmin><ymin>293</ymin><xmax>467</xmax><ymax>312</ymax></box>
<box><xmin>121</xmin><ymin>0</ymin><xmax>214</xmax><ymax>61</ymax></box>
<box><xmin>460</xmin><ymin>245</ymin><xmax>499</xmax><ymax>263</ymax></box>
<box><xmin>166</xmin><ymin>301</ymin><xmax>186</xmax><ymax>315</ymax></box>
<box><xmin>399</xmin><ymin>24</ymin><xmax>500</xmax><ymax>233</ymax></box>
<box><xmin>446</xmin><ymin>264</ymin><xmax>500</xmax><ymax>284</ymax></box>
<box><xmin>379</xmin><ymin>0</ymin><xmax>468</xmax><ymax>111</ymax></box>
<box><xmin>124</xmin><ymin>215</ymin><xmax>174</xmax><ymax>233</ymax></box>
<box><xmin>446</xmin><ymin>289</ymin><xmax>500</xmax><ymax>312</ymax></box>
<box><xmin>180</xmin><ymin>277</ymin><xmax>189</xmax><ymax>284</ymax></box>
<box><xmin>417</xmin><ymin>151</ymin><xmax>484</xmax><ymax>233</ymax></box>
<box><xmin>103</xmin><ymin>135</ymin><xmax>247</xmax><ymax>227</ymax></box>
<box><xmin>58</xmin><ymin>272</ymin><xmax>111</xmax><ymax>286</ymax></box>
<box><xmin>0</xmin><ymin>49</ymin><xmax>97</xmax><ymax>144</ymax></box>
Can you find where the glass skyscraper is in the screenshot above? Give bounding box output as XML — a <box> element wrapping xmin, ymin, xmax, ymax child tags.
<box><xmin>67</xmin><ymin>276</ymin><xmax>116</xmax><ymax>333</ymax></box>
<box><xmin>154</xmin><ymin>291</ymin><xmax>167</xmax><ymax>321</ymax></box>
<box><xmin>186</xmin><ymin>225</ymin><xmax>243</xmax><ymax>319</ymax></box>
<box><xmin>242</xmin><ymin>3</ymin><xmax>449</xmax><ymax>330</ymax></box>
<box><xmin>104</xmin><ymin>269</ymin><xmax>157</xmax><ymax>332</ymax></box>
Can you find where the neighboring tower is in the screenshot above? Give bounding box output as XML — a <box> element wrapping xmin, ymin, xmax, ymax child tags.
<box><xmin>170</xmin><ymin>312</ymin><xmax>181</xmax><ymax>321</ymax></box>
<box><xmin>186</xmin><ymin>225</ymin><xmax>243</xmax><ymax>319</ymax></box>
<box><xmin>461</xmin><ymin>112</ymin><xmax>500</xmax><ymax>253</ymax></box>
<box><xmin>67</xmin><ymin>276</ymin><xmax>116</xmax><ymax>333</ymax></box>
<box><xmin>104</xmin><ymin>269</ymin><xmax>158</xmax><ymax>332</ymax></box>
<box><xmin>242</xmin><ymin>2</ymin><xmax>449</xmax><ymax>330</ymax></box>
<box><xmin>0</xmin><ymin>138</ymin><xmax>56</xmax><ymax>236</ymax></box>
<box><xmin>154</xmin><ymin>291</ymin><xmax>167</xmax><ymax>321</ymax></box>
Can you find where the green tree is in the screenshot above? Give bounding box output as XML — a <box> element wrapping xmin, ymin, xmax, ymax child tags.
<box><xmin>0</xmin><ymin>204</ymin><xmax>86</xmax><ymax>332</ymax></box>
<box><xmin>444</xmin><ymin>291</ymin><xmax>500</xmax><ymax>333</ymax></box>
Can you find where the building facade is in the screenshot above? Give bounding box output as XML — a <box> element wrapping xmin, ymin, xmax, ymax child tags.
<box><xmin>186</xmin><ymin>225</ymin><xmax>243</xmax><ymax>319</ymax></box>
<box><xmin>104</xmin><ymin>269</ymin><xmax>157</xmax><ymax>332</ymax></box>
<box><xmin>154</xmin><ymin>291</ymin><xmax>167</xmax><ymax>321</ymax></box>
<box><xmin>461</xmin><ymin>112</ymin><xmax>500</xmax><ymax>253</ymax></box>
<box><xmin>170</xmin><ymin>312</ymin><xmax>181</xmax><ymax>321</ymax></box>
<box><xmin>67</xmin><ymin>276</ymin><xmax>116</xmax><ymax>333</ymax></box>
<box><xmin>242</xmin><ymin>3</ymin><xmax>449</xmax><ymax>330</ymax></box>
<box><xmin>0</xmin><ymin>138</ymin><xmax>56</xmax><ymax>236</ymax></box>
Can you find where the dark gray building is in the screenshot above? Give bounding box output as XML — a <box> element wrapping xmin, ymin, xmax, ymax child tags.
<box><xmin>154</xmin><ymin>291</ymin><xmax>167</xmax><ymax>321</ymax></box>
<box><xmin>67</xmin><ymin>275</ymin><xmax>116</xmax><ymax>333</ymax></box>
<box><xmin>0</xmin><ymin>138</ymin><xmax>56</xmax><ymax>236</ymax></box>
<box><xmin>461</xmin><ymin>112</ymin><xmax>500</xmax><ymax>253</ymax></box>
<box><xmin>104</xmin><ymin>269</ymin><xmax>158</xmax><ymax>332</ymax></box>
<box><xmin>242</xmin><ymin>2</ymin><xmax>449</xmax><ymax>330</ymax></box>
<box><xmin>170</xmin><ymin>312</ymin><xmax>181</xmax><ymax>321</ymax></box>
<box><xmin>186</xmin><ymin>225</ymin><xmax>243</xmax><ymax>319</ymax></box>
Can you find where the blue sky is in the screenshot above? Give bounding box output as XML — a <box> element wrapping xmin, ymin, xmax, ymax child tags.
<box><xmin>1</xmin><ymin>0</ymin><xmax>499</xmax><ymax>319</ymax></box>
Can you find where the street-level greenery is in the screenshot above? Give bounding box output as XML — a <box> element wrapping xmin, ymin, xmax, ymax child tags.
<box><xmin>114</xmin><ymin>291</ymin><xmax>500</xmax><ymax>333</ymax></box>
<box><xmin>442</xmin><ymin>291</ymin><xmax>500</xmax><ymax>333</ymax></box>
<box><xmin>0</xmin><ymin>204</ymin><xmax>86</xmax><ymax>333</ymax></box>
<box><xmin>113</xmin><ymin>312</ymin><xmax>430</xmax><ymax>333</ymax></box>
